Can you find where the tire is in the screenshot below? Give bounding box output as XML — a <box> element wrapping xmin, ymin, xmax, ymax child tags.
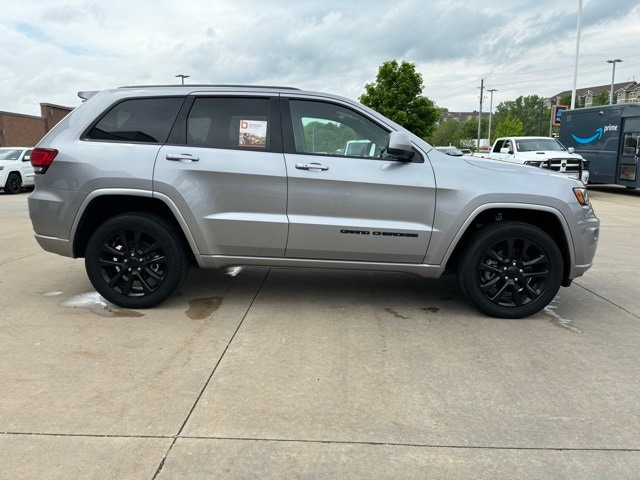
<box><xmin>4</xmin><ymin>173</ymin><xmax>22</xmax><ymax>194</ymax></box>
<box><xmin>85</xmin><ymin>213</ymin><xmax>189</xmax><ymax>308</ymax></box>
<box><xmin>457</xmin><ymin>221</ymin><xmax>563</xmax><ymax>319</ymax></box>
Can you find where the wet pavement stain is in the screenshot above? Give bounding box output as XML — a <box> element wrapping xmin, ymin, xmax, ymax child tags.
<box><xmin>421</xmin><ymin>307</ymin><xmax>440</xmax><ymax>314</ymax></box>
<box><xmin>186</xmin><ymin>296</ymin><xmax>223</xmax><ymax>320</ymax></box>
<box><xmin>384</xmin><ymin>307</ymin><xmax>409</xmax><ymax>320</ymax></box>
<box><xmin>60</xmin><ymin>292</ymin><xmax>144</xmax><ymax>318</ymax></box>
<box><xmin>544</xmin><ymin>299</ymin><xmax>582</xmax><ymax>334</ymax></box>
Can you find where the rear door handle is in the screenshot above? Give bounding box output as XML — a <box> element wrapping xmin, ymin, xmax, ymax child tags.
<box><xmin>295</xmin><ymin>162</ymin><xmax>329</xmax><ymax>171</ymax></box>
<box><xmin>166</xmin><ymin>154</ymin><xmax>199</xmax><ymax>162</ymax></box>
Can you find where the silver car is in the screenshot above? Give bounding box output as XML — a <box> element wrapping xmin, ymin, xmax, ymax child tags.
<box><xmin>28</xmin><ymin>86</ymin><xmax>600</xmax><ymax>318</ymax></box>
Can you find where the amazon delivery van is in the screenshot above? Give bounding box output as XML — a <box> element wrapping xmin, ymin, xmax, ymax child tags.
<box><xmin>560</xmin><ymin>103</ymin><xmax>640</xmax><ymax>188</ymax></box>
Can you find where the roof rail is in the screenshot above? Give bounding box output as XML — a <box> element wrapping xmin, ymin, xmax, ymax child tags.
<box><xmin>118</xmin><ymin>84</ymin><xmax>300</xmax><ymax>90</ymax></box>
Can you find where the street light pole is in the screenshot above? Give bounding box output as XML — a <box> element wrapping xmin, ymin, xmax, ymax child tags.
<box><xmin>570</xmin><ymin>0</ymin><xmax>582</xmax><ymax>110</ymax></box>
<box><xmin>175</xmin><ymin>74</ymin><xmax>190</xmax><ymax>85</ymax></box>
<box><xmin>607</xmin><ymin>59</ymin><xmax>622</xmax><ymax>105</ymax></box>
<box><xmin>487</xmin><ymin>89</ymin><xmax>497</xmax><ymax>147</ymax></box>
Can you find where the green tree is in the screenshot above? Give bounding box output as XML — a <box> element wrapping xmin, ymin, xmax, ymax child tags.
<box><xmin>360</xmin><ymin>60</ymin><xmax>439</xmax><ymax>139</ymax></box>
<box><xmin>494</xmin><ymin>114</ymin><xmax>525</xmax><ymax>138</ymax></box>
<box><xmin>492</xmin><ymin>95</ymin><xmax>549</xmax><ymax>136</ymax></box>
<box><xmin>559</xmin><ymin>95</ymin><xmax>572</xmax><ymax>108</ymax></box>
<box><xmin>592</xmin><ymin>90</ymin><xmax>610</xmax><ymax>106</ymax></box>
<box><xmin>428</xmin><ymin>120</ymin><xmax>463</xmax><ymax>147</ymax></box>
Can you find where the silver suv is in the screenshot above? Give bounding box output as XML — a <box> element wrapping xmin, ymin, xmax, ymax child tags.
<box><xmin>28</xmin><ymin>85</ymin><xmax>600</xmax><ymax>318</ymax></box>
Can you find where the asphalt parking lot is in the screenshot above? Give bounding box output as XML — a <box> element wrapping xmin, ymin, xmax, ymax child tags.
<box><xmin>1</xmin><ymin>186</ymin><xmax>640</xmax><ymax>479</ymax></box>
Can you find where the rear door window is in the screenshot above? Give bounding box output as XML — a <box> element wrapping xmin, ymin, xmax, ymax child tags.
<box><xmin>185</xmin><ymin>97</ymin><xmax>273</xmax><ymax>151</ymax></box>
<box><xmin>85</xmin><ymin>97</ymin><xmax>184</xmax><ymax>143</ymax></box>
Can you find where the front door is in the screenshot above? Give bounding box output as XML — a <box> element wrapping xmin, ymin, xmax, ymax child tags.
<box><xmin>282</xmin><ymin>98</ymin><xmax>436</xmax><ymax>263</ymax></box>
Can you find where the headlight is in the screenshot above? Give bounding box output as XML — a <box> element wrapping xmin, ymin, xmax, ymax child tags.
<box><xmin>573</xmin><ymin>187</ymin><xmax>590</xmax><ymax>205</ymax></box>
<box><xmin>524</xmin><ymin>161</ymin><xmax>542</xmax><ymax>167</ymax></box>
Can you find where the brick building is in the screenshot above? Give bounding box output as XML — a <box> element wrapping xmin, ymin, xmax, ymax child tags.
<box><xmin>0</xmin><ymin>103</ymin><xmax>73</xmax><ymax>147</ymax></box>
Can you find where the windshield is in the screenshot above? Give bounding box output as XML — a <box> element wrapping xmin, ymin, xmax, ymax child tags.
<box><xmin>0</xmin><ymin>149</ymin><xmax>24</xmax><ymax>160</ymax></box>
<box><xmin>516</xmin><ymin>139</ymin><xmax>566</xmax><ymax>152</ymax></box>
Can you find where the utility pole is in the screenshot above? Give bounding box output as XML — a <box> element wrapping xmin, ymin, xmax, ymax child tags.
<box><xmin>487</xmin><ymin>88</ymin><xmax>497</xmax><ymax>147</ymax></box>
<box><xmin>476</xmin><ymin>78</ymin><xmax>484</xmax><ymax>151</ymax></box>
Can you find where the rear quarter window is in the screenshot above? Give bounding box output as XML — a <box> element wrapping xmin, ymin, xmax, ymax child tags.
<box><xmin>85</xmin><ymin>97</ymin><xmax>184</xmax><ymax>143</ymax></box>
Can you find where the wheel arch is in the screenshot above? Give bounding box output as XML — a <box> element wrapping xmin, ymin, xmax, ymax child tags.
<box><xmin>445</xmin><ymin>205</ymin><xmax>574</xmax><ymax>287</ymax></box>
<box><xmin>71</xmin><ymin>191</ymin><xmax>199</xmax><ymax>259</ymax></box>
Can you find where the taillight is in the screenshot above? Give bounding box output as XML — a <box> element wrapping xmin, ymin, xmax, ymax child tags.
<box><xmin>31</xmin><ymin>148</ymin><xmax>58</xmax><ymax>174</ymax></box>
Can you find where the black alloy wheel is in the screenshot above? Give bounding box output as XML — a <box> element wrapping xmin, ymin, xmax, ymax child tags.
<box><xmin>4</xmin><ymin>173</ymin><xmax>22</xmax><ymax>194</ymax></box>
<box><xmin>85</xmin><ymin>213</ymin><xmax>188</xmax><ymax>308</ymax></box>
<box><xmin>457</xmin><ymin>221</ymin><xmax>563</xmax><ymax>318</ymax></box>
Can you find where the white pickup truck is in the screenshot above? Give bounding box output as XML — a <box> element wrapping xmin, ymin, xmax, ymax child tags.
<box><xmin>477</xmin><ymin>136</ymin><xmax>589</xmax><ymax>184</ymax></box>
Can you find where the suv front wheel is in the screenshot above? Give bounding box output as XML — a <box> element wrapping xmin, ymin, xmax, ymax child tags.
<box><xmin>85</xmin><ymin>213</ymin><xmax>189</xmax><ymax>309</ymax></box>
<box><xmin>457</xmin><ymin>221</ymin><xmax>563</xmax><ymax>318</ymax></box>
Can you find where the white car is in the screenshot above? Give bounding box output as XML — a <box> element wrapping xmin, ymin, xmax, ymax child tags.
<box><xmin>0</xmin><ymin>147</ymin><xmax>34</xmax><ymax>194</ymax></box>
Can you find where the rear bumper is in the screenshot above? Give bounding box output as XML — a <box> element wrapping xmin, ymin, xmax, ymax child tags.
<box><xmin>33</xmin><ymin>234</ymin><xmax>72</xmax><ymax>257</ymax></box>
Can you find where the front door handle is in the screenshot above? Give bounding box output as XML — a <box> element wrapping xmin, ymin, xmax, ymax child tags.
<box><xmin>295</xmin><ymin>162</ymin><xmax>329</xmax><ymax>171</ymax></box>
<box><xmin>166</xmin><ymin>154</ymin><xmax>200</xmax><ymax>162</ymax></box>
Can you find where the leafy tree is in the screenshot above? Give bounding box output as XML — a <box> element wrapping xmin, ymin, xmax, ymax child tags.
<box><xmin>492</xmin><ymin>95</ymin><xmax>549</xmax><ymax>136</ymax></box>
<box><xmin>494</xmin><ymin>114</ymin><xmax>525</xmax><ymax>138</ymax></box>
<box><xmin>559</xmin><ymin>95</ymin><xmax>572</xmax><ymax>108</ymax></box>
<box><xmin>303</xmin><ymin>121</ymin><xmax>360</xmax><ymax>154</ymax></box>
<box><xmin>592</xmin><ymin>90</ymin><xmax>610</xmax><ymax>106</ymax></box>
<box><xmin>428</xmin><ymin>120</ymin><xmax>463</xmax><ymax>147</ymax></box>
<box><xmin>360</xmin><ymin>60</ymin><xmax>439</xmax><ymax>139</ymax></box>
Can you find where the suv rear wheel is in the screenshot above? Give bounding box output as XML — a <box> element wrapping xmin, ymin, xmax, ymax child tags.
<box><xmin>457</xmin><ymin>221</ymin><xmax>563</xmax><ymax>318</ymax></box>
<box><xmin>85</xmin><ymin>213</ymin><xmax>189</xmax><ymax>308</ymax></box>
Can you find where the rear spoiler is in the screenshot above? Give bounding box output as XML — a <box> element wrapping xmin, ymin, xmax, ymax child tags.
<box><xmin>78</xmin><ymin>91</ymin><xmax>99</xmax><ymax>101</ymax></box>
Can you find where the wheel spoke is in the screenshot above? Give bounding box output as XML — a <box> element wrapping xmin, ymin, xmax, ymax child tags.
<box><xmin>120</xmin><ymin>275</ymin><xmax>135</xmax><ymax>295</ymax></box>
<box><xmin>141</xmin><ymin>242</ymin><xmax>160</xmax><ymax>256</ymax></box>
<box><xmin>143</xmin><ymin>268</ymin><xmax>164</xmax><ymax>282</ymax></box>
<box><xmin>524</xmin><ymin>269</ymin><xmax>550</xmax><ymax>280</ymax></box>
<box><xmin>479</xmin><ymin>262</ymin><xmax>502</xmax><ymax>274</ymax></box>
<box><xmin>100</xmin><ymin>258</ymin><xmax>124</xmax><ymax>267</ymax></box>
<box><xmin>479</xmin><ymin>275</ymin><xmax>502</xmax><ymax>292</ymax></box>
<box><xmin>488</xmin><ymin>281</ymin><xmax>510</xmax><ymax>302</ymax></box>
<box><xmin>135</xmin><ymin>273</ymin><xmax>154</xmax><ymax>294</ymax></box>
<box><xmin>523</xmin><ymin>254</ymin><xmax>546</xmax><ymax>267</ymax></box>
<box><xmin>133</xmin><ymin>230</ymin><xmax>142</xmax><ymax>252</ymax></box>
<box><xmin>512</xmin><ymin>286</ymin><xmax>524</xmax><ymax>306</ymax></box>
<box><xmin>118</xmin><ymin>230</ymin><xmax>131</xmax><ymax>255</ymax></box>
<box><xmin>107</xmin><ymin>269</ymin><xmax>126</xmax><ymax>288</ymax></box>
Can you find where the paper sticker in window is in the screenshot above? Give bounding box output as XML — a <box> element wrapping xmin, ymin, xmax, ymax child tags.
<box><xmin>239</xmin><ymin>120</ymin><xmax>267</xmax><ymax>148</ymax></box>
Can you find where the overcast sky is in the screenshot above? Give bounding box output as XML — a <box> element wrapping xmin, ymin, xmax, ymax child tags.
<box><xmin>2</xmin><ymin>0</ymin><xmax>639</xmax><ymax>117</ymax></box>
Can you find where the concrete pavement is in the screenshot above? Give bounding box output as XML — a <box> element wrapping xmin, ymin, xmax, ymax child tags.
<box><xmin>1</xmin><ymin>187</ymin><xmax>640</xmax><ymax>479</ymax></box>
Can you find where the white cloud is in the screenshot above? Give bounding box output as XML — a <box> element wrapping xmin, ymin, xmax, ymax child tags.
<box><xmin>1</xmin><ymin>0</ymin><xmax>639</xmax><ymax>116</ymax></box>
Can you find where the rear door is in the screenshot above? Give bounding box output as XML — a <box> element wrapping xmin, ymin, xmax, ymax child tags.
<box><xmin>281</xmin><ymin>97</ymin><xmax>435</xmax><ymax>263</ymax></box>
<box><xmin>155</xmin><ymin>95</ymin><xmax>288</xmax><ymax>257</ymax></box>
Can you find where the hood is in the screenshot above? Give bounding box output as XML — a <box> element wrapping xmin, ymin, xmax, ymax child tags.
<box><xmin>463</xmin><ymin>156</ymin><xmax>580</xmax><ymax>182</ymax></box>
<box><xmin>0</xmin><ymin>159</ymin><xmax>19</xmax><ymax>167</ymax></box>
<box><xmin>516</xmin><ymin>151</ymin><xmax>584</xmax><ymax>161</ymax></box>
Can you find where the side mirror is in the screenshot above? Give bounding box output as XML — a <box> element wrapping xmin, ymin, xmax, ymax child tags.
<box><xmin>568</xmin><ymin>147</ymin><xmax>575</xmax><ymax>154</ymax></box>
<box><xmin>387</xmin><ymin>132</ymin><xmax>415</xmax><ymax>161</ymax></box>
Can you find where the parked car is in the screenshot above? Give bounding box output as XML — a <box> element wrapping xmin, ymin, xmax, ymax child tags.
<box><xmin>28</xmin><ymin>85</ymin><xmax>599</xmax><ymax>318</ymax></box>
<box><xmin>0</xmin><ymin>147</ymin><xmax>34</xmax><ymax>194</ymax></box>
<box><xmin>459</xmin><ymin>148</ymin><xmax>472</xmax><ymax>155</ymax></box>
<box><xmin>435</xmin><ymin>146</ymin><xmax>465</xmax><ymax>156</ymax></box>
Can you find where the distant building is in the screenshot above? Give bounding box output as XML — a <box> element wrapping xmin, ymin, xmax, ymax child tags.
<box><xmin>545</xmin><ymin>81</ymin><xmax>639</xmax><ymax>108</ymax></box>
<box><xmin>0</xmin><ymin>103</ymin><xmax>73</xmax><ymax>147</ymax></box>
<box><xmin>440</xmin><ymin>111</ymin><xmax>479</xmax><ymax>122</ymax></box>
